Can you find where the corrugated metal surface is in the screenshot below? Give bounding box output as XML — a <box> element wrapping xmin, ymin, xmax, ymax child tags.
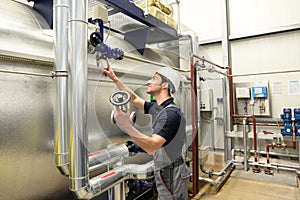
<box><xmin>0</xmin><ymin>1</ymin><xmax>193</xmax><ymax>199</ymax></box>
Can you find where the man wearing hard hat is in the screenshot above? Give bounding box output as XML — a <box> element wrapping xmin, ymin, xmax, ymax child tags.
<box><xmin>103</xmin><ymin>65</ymin><xmax>191</xmax><ymax>200</ymax></box>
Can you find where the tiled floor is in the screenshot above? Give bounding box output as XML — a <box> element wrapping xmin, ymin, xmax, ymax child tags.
<box><xmin>190</xmin><ymin>152</ymin><xmax>300</xmax><ymax>200</ymax></box>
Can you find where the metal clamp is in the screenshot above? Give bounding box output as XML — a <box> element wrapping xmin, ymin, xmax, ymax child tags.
<box><xmin>51</xmin><ymin>70</ymin><xmax>68</xmax><ymax>78</ymax></box>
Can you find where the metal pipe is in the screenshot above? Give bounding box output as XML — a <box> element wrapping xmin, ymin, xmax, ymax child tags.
<box><xmin>72</xmin><ymin>161</ymin><xmax>154</xmax><ymax>199</ymax></box>
<box><xmin>124</xmin><ymin>54</ymin><xmax>167</xmax><ymax>68</ymax></box>
<box><xmin>88</xmin><ymin>144</ymin><xmax>129</xmax><ymax>173</ymax></box>
<box><xmin>247</xmin><ymin>161</ymin><xmax>300</xmax><ymax>172</ymax></box>
<box><xmin>53</xmin><ymin>0</ymin><xmax>70</xmax><ymax>176</ymax></box>
<box><xmin>195</xmin><ymin>65</ymin><xmax>229</xmax><ymax>77</ymax></box>
<box><xmin>0</xmin><ymin>69</ymin><xmax>52</xmax><ymax>77</ymax></box>
<box><xmin>233</xmin><ymin>148</ymin><xmax>299</xmax><ymax>159</ymax></box>
<box><xmin>287</xmin><ymin>126</ymin><xmax>297</xmax><ymax>149</ymax></box>
<box><xmin>228</xmin><ymin>67</ymin><xmax>234</xmax><ymax>127</ymax></box>
<box><xmin>232</xmin><ymin>149</ymin><xmax>300</xmax><ymax>173</ymax></box>
<box><xmin>265</xmin><ymin>126</ymin><xmax>297</xmax><ymax>166</ymax></box>
<box><xmin>199</xmin><ymin>160</ymin><xmax>234</xmax><ymax>185</ymax></box>
<box><xmin>0</xmin><ymin>54</ymin><xmax>53</xmax><ymax>67</ymax></box>
<box><xmin>68</xmin><ymin>0</ymin><xmax>89</xmax><ymax>197</ymax></box>
<box><xmin>266</xmin><ymin>143</ymin><xmax>274</xmax><ymax>164</ymax></box>
<box><xmin>188</xmin><ymin>55</ymin><xmax>232</xmax><ymax>195</ymax></box>
<box><xmin>200</xmin><ymin>160</ymin><xmax>234</xmax><ymax>177</ymax></box>
<box><xmin>242</xmin><ymin>118</ymin><xmax>248</xmax><ymax>171</ymax></box>
<box><xmin>232</xmin><ymin>115</ymin><xmax>258</xmax><ymax>163</ymax></box>
<box><xmin>235</xmin><ymin>122</ymin><xmax>284</xmax><ymax>127</ymax></box>
<box><xmin>232</xmin><ymin>68</ymin><xmax>300</xmax><ymax>77</ymax></box>
<box><xmin>189</xmin><ymin>54</ymin><xmax>199</xmax><ymax>197</ymax></box>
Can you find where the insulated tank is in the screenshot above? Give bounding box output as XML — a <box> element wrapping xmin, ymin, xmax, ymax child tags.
<box><xmin>0</xmin><ymin>1</ymin><xmax>192</xmax><ymax>199</ymax></box>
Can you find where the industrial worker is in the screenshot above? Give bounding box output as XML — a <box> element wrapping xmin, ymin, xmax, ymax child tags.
<box><xmin>103</xmin><ymin>64</ymin><xmax>191</xmax><ymax>200</ymax></box>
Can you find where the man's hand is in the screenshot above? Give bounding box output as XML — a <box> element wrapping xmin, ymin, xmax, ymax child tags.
<box><xmin>125</xmin><ymin>140</ymin><xmax>146</xmax><ymax>154</ymax></box>
<box><xmin>114</xmin><ymin>104</ymin><xmax>132</xmax><ymax>130</ymax></box>
<box><xmin>102</xmin><ymin>59</ymin><xmax>118</xmax><ymax>82</ymax></box>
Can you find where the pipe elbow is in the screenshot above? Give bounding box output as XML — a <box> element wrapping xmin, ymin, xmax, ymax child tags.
<box><xmin>73</xmin><ymin>186</ymin><xmax>93</xmax><ymax>200</ymax></box>
<box><xmin>56</xmin><ymin>165</ymin><xmax>69</xmax><ymax>176</ymax></box>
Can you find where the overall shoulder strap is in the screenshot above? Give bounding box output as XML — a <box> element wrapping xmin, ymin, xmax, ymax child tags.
<box><xmin>152</xmin><ymin>104</ymin><xmax>179</xmax><ymax>127</ymax></box>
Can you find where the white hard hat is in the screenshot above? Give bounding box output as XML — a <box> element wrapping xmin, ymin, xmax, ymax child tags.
<box><xmin>156</xmin><ymin>67</ymin><xmax>180</xmax><ymax>93</ymax></box>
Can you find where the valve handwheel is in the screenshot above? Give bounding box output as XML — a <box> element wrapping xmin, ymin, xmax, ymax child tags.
<box><xmin>109</xmin><ymin>90</ymin><xmax>133</xmax><ymax>125</ymax></box>
<box><xmin>109</xmin><ymin>90</ymin><xmax>131</xmax><ymax>112</ymax></box>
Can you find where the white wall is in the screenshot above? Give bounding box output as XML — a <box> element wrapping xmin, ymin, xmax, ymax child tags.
<box><xmin>179</xmin><ymin>0</ymin><xmax>300</xmax><ymax>118</ymax></box>
<box><xmin>177</xmin><ymin>0</ymin><xmax>300</xmax><ymax>149</ymax></box>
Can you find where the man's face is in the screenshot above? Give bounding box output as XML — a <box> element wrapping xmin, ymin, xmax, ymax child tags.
<box><xmin>146</xmin><ymin>73</ymin><xmax>165</xmax><ymax>94</ymax></box>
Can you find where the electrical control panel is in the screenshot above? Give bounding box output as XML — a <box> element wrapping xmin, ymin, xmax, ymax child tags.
<box><xmin>200</xmin><ymin>89</ymin><xmax>213</xmax><ymax>111</ymax></box>
<box><xmin>236</xmin><ymin>87</ymin><xmax>251</xmax><ymax>99</ymax></box>
<box><xmin>234</xmin><ymin>81</ymin><xmax>271</xmax><ymax>116</ymax></box>
<box><xmin>252</xmin><ymin>86</ymin><xmax>268</xmax><ymax>98</ymax></box>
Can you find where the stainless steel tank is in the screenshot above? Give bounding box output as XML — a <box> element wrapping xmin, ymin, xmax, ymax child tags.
<box><xmin>0</xmin><ymin>1</ymin><xmax>192</xmax><ymax>199</ymax></box>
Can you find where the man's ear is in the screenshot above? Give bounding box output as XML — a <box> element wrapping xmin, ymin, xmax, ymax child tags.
<box><xmin>161</xmin><ymin>82</ymin><xmax>168</xmax><ymax>90</ymax></box>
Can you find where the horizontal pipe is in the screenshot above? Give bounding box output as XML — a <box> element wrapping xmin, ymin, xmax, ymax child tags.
<box><xmin>200</xmin><ymin>160</ymin><xmax>234</xmax><ymax>177</ymax></box>
<box><xmin>232</xmin><ymin>149</ymin><xmax>300</xmax><ymax>170</ymax></box>
<box><xmin>234</xmin><ymin>148</ymin><xmax>299</xmax><ymax>158</ymax></box>
<box><xmin>0</xmin><ymin>69</ymin><xmax>52</xmax><ymax>77</ymax></box>
<box><xmin>0</xmin><ymin>54</ymin><xmax>53</xmax><ymax>66</ymax></box>
<box><xmin>199</xmin><ymin>160</ymin><xmax>234</xmax><ymax>185</ymax></box>
<box><xmin>248</xmin><ymin>162</ymin><xmax>300</xmax><ymax>172</ymax></box>
<box><xmin>191</xmin><ymin>54</ymin><xmax>229</xmax><ymax>70</ymax></box>
<box><xmin>234</xmin><ymin>122</ymin><xmax>284</xmax><ymax>127</ymax></box>
<box><xmin>232</xmin><ymin>68</ymin><xmax>300</xmax><ymax>78</ymax></box>
<box><xmin>74</xmin><ymin>161</ymin><xmax>154</xmax><ymax>199</ymax></box>
<box><xmin>88</xmin><ymin>144</ymin><xmax>129</xmax><ymax>173</ymax></box>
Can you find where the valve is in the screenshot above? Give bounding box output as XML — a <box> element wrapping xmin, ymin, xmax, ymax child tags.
<box><xmin>109</xmin><ymin>90</ymin><xmax>136</xmax><ymax>125</ymax></box>
<box><xmin>88</xmin><ymin>18</ymin><xmax>124</xmax><ymax>62</ymax></box>
<box><xmin>90</xmin><ymin>31</ymin><xmax>103</xmax><ymax>47</ymax></box>
<box><xmin>110</xmin><ymin>90</ymin><xmax>131</xmax><ymax>112</ymax></box>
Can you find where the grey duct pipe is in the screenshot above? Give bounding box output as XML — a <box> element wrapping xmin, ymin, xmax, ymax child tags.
<box><xmin>88</xmin><ymin>144</ymin><xmax>129</xmax><ymax>173</ymax></box>
<box><xmin>68</xmin><ymin>0</ymin><xmax>89</xmax><ymax>197</ymax></box>
<box><xmin>66</xmin><ymin>1</ymin><xmax>154</xmax><ymax>199</ymax></box>
<box><xmin>243</xmin><ymin>118</ymin><xmax>248</xmax><ymax>171</ymax></box>
<box><xmin>53</xmin><ymin>0</ymin><xmax>70</xmax><ymax>176</ymax></box>
<box><xmin>72</xmin><ymin>161</ymin><xmax>154</xmax><ymax>199</ymax></box>
<box><xmin>89</xmin><ymin>161</ymin><xmax>154</xmax><ymax>197</ymax></box>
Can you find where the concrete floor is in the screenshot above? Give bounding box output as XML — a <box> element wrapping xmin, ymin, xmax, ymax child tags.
<box><xmin>189</xmin><ymin>152</ymin><xmax>300</xmax><ymax>200</ymax></box>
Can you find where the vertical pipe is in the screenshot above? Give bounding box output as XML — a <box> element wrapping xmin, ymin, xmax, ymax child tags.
<box><xmin>69</xmin><ymin>0</ymin><xmax>89</xmax><ymax>196</ymax></box>
<box><xmin>266</xmin><ymin>143</ymin><xmax>273</xmax><ymax>164</ymax></box>
<box><xmin>287</xmin><ymin>126</ymin><xmax>297</xmax><ymax>149</ymax></box>
<box><xmin>190</xmin><ymin>55</ymin><xmax>199</xmax><ymax>196</ymax></box>
<box><xmin>53</xmin><ymin>0</ymin><xmax>69</xmax><ymax>176</ymax></box>
<box><xmin>233</xmin><ymin>115</ymin><xmax>260</xmax><ymax>172</ymax></box>
<box><xmin>221</xmin><ymin>0</ymin><xmax>233</xmax><ymax>161</ymax></box>
<box><xmin>242</xmin><ymin>118</ymin><xmax>248</xmax><ymax>171</ymax></box>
